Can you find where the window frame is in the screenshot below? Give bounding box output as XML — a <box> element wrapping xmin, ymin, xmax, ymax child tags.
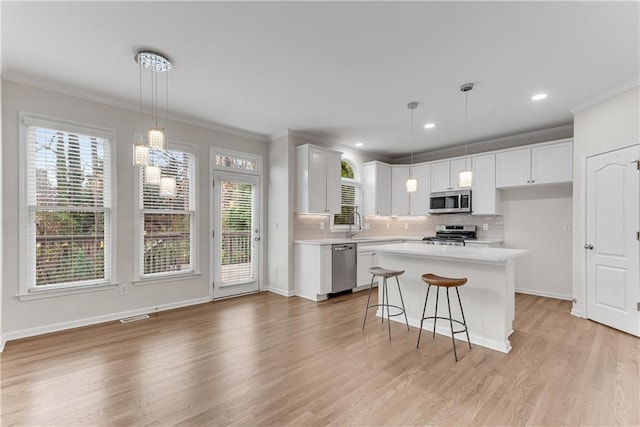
<box><xmin>134</xmin><ymin>139</ymin><xmax>199</xmax><ymax>283</ymax></box>
<box><xmin>18</xmin><ymin>112</ymin><xmax>117</xmax><ymax>299</ymax></box>
<box><xmin>331</xmin><ymin>159</ymin><xmax>362</xmax><ymax>231</ymax></box>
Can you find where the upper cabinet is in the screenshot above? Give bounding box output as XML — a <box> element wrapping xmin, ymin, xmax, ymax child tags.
<box><xmin>363</xmin><ymin>161</ymin><xmax>392</xmax><ymax>216</ymax></box>
<box><xmin>496</xmin><ymin>139</ymin><xmax>573</xmax><ymax>188</ymax></box>
<box><xmin>409</xmin><ymin>164</ymin><xmax>431</xmax><ymax>216</ymax></box>
<box><xmin>296</xmin><ymin>144</ymin><xmax>342</xmax><ymax>214</ymax></box>
<box><xmin>471</xmin><ymin>153</ymin><xmax>500</xmax><ymax>215</ymax></box>
<box><xmin>391</xmin><ymin>166</ymin><xmax>410</xmax><ymax>216</ymax></box>
<box><xmin>431</xmin><ymin>158</ymin><xmax>471</xmax><ymax>192</ymax></box>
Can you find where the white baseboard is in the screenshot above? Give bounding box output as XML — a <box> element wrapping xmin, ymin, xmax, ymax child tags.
<box><xmin>570</xmin><ymin>308</ymin><xmax>585</xmax><ymax>318</ymax></box>
<box><xmin>1</xmin><ymin>297</ymin><xmax>211</xmax><ymax>348</ymax></box>
<box><xmin>264</xmin><ymin>286</ymin><xmax>295</xmax><ymax>297</ymax></box>
<box><xmin>0</xmin><ymin>337</ymin><xmax>6</xmax><ymax>353</ymax></box>
<box><xmin>374</xmin><ymin>310</ymin><xmax>511</xmax><ymax>354</ymax></box>
<box><xmin>515</xmin><ymin>288</ymin><xmax>572</xmax><ymax>301</ymax></box>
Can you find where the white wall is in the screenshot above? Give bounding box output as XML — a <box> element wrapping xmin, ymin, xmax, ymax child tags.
<box><xmin>501</xmin><ymin>185</ymin><xmax>573</xmax><ymax>299</ymax></box>
<box><xmin>266</xmin><ymin>135</ymin><xmax>295</xmax><ymax>296</ymax></box>
<box><xmin>571</xmin><ymin>85</ymin><xmax>640</xmax><ymax>316</ymax></box>
<box><xmin>1</xmin><ymin>80</ymin><xmax>269</xmax><ymax>341</ymax></box>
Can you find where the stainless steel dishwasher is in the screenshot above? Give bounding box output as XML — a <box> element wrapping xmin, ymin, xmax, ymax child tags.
<box><xmin>331</xmin><ymin>243</ymin><xmax>357</xmax><ymax>294</ymax></box>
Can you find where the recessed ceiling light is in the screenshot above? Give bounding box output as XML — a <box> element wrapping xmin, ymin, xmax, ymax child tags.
<box><xmin>355</xmin><ymin>142</ymin><xmax>364</xmax><ymax>147</ymax></box>
<box><xmin>531</xmin><ymin>93</ymin><xmax>548</xmax><ymax>101</ymax></box>
<box><xmin>424</xmin><ymin>123</ymin><xmax>436</xmax><ymax>129</ymax></box>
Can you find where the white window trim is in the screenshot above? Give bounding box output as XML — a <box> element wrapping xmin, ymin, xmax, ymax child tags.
<box><xmin>134</xmin><ymin>139</ymin><xmax>199</xmax><ymax>284</ymax></box>
<box><xmin>17</xmin><ymin>111</ymin><xmax>117</xmax><ymax>299</ymax></box>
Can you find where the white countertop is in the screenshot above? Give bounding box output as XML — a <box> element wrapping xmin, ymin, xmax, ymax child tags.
<box><xmin>294</xmin><ymin>236</ymin><xmax>424</xmax><ymax>245</ymax></box>
<box><xmin>374</xmin><ymin>242</ymin><xmax>528</xmax><ymax>263</ymax></box>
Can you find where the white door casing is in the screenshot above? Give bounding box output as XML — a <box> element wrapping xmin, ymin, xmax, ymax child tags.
<box><xmin>585</xmin><ymin>144</ymin><xmax>639</xmax><ymax>336</ymax></box>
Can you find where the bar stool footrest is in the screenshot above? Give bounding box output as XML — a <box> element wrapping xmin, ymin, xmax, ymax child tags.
<box><xmin>420</xmin><ymin>316</ymin><xmax>468</xmax><ymax>335</ymax></box>
<box><xmin>366</xmin><ymin>304</ymin><xmax>406</xmax><ymax>318</ymax></box>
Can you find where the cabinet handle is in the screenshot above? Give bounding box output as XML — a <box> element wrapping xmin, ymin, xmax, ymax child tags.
<box><xmin>531</xmin><ymin>180</ymin><xmax>535</xmax><ymax>183</ymax></box>
<box><xmin>584</xmin><ymin>244</ymin><xmax>594</xmax><ymax>250</ymax></box>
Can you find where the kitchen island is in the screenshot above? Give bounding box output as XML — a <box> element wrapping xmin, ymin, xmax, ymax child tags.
<box><xmin>372</xmin><ymin>243</ymin><xmax>528</xmax><ymax>353</ymax></box>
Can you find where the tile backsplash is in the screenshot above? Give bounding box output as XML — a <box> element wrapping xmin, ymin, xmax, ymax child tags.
<box><xmin>294</xmin><ymin>213</ymin><xmax>504</xmax><ymax>241</ymax></box>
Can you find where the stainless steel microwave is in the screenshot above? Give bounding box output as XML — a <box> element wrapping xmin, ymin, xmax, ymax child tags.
<box><xmin>429</xmin><ymin>190</ymin><xmax>472</xmax><ymax>214</ymax></box>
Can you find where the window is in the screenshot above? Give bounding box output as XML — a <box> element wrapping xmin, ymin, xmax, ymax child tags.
<box><xmin>22</xmin><ymin>116</ymin><xmax>113</xmax><ymax>291</ymax></box>
<box><xmin>139</xmin><ymin>145</ymin><xmax>197</xmax><ymax>278</ymax></box>
<box><xmin>332</xmin><ymin>160</ymin><xmax>361</xmax><ymax>228</ymax></box>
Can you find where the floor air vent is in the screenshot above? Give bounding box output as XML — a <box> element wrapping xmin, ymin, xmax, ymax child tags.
<box><xmin>119</xmin><ymin>314</ymin><xmax>150</xmax><ymax>323</ymax></box>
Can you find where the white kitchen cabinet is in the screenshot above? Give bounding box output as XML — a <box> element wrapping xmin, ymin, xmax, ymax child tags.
<box><xmin>363</xmin><ymin>161</ymin><xmax>392</xmax><ymax>216</ymax></box>
<box><xmin>296</xmin><ymin>144</ymin><xmax>342</xmax><ymax>214</ymax></box>
<box><xmin>356</xmin><ymin>249</ymin><xmax>377</xmax><ymax>290</ymax></box>
<box><xmin>531</xmin><ymin>141</ymin><xmax>573</xmax><ymax>184</ymax></box>
<box><xmin>409</xmin><ymin>164</ymin><xmax>431</xmax><ymax>216</ymax></box>
<box><xmin>430</xmin><ymin>161</ymin><xmax>451</xmax><ymax>192</ymax></box>
<box><xmin>431</xmin><ymin>158</ymin><xmax>471</xmax><ymax>192</ymax></box>
<box><xmin>471</xmin><ymin>153</ymin><xmax>500</xmax><ymax>215</ymax></box>
<box><xmin>391</xmin><ymin>166</ymin><xmax>411</xmax><ymax>216</ymax></box>
<box><xmin>294</xmin><ymin>243</ymin><xmax>333</xmax><ymax>301</ymax></box>
<box><xmin>496</xmin><ymin>139</ymin><xmax>573</xmax><ymax>188</ymax></box>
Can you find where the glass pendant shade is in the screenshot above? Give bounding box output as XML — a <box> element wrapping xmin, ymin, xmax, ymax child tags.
<box><xmin>406</xmin><ymin>177</ymin><xmax>418</xmax><ymax>193</ymax></box>
<box><xmin>133</xmin><ymin>144</ymin><xmax>149</xmax><ymax>166</ymax></box>
<box><xmin>148</xmin><ymin>128</ymin><xmax>167</xmax><ymax>150</ymax></box>
<box><xmin>159</xmin><ymin>176</ymin><xmax>177</xmax><ymax>197</ymax></box>
<box><xmin>459</xmin><ymin>170</ymin><xmax>473</xmax><ymax>189</ymax></box>
<box><xmin>145</xmin><ymin>165</ymin><xmax>162</xmax><ymax>185</ymax></box>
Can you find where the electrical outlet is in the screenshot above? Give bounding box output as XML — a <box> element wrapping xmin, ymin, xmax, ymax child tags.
<box><xmin>483</xmin><ymin>223</ymin><xmax>489</xmax><ymax>231</ymax></box>
<box><xmin>120</xmin><ymin>284</ymin><xmax>128</xmax><ymax>296</ymax></box>
<box><xmin>364</xmin><ymin>223</ymin><xmax>370</xmax><ymax>230</ymax></box>
<box><xmin>320</xmin><ymin>222</ymin><xmax>325</xmax><ymax>231</ymax></box>
<box><xmin>563</xmin><ymin>223</ymin><xmax>572</xmax><ymax>232</ymax></box>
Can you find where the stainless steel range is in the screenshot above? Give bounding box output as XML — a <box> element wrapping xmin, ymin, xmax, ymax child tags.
<box><xmin>422</xmin><ymin>225</ymin><xmax>477</xmax><ymax>246</ymax></box>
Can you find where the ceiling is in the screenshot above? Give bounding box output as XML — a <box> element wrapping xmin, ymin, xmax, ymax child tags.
<box><xmin>2</xmin><ymin>1</ymin><xmax>638</xmax><ymax>158</ymax></box>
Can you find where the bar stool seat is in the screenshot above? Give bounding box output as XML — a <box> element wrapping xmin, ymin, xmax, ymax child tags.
<box><xmin>417</xmin><ymin>273</ymin><xmax>471</xmax><ymax>361</ymax></box>
<box><xmin>362</xmin><ymin>267</ymin><xmax>410</xmax><ymax>340</ymax></box>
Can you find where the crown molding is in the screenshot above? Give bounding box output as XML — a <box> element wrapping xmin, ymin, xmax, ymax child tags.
<box><xmin>570</xmin><ymin>77</ymin><xmax>640</xmax><ymax>114</ymax></box>
<box><xmin>393</xmin><ymin>124</ymin><xmax>574</xmax><ymax>164</ymax></box>
<box><xmin>2</xmin><ymin>74</ymin><xmax>270</xmax><ymax>142</ymax></box>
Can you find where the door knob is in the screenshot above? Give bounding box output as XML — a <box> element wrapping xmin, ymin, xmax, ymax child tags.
<box><xmin>254</xmin><ymin>237</ymin><xmax>261</xmax><ymax>241</ymax></box>
<box><xmin>584</xmin><ymin>244</ymin><xmax>594</xmax><ymax>250</ymax></box>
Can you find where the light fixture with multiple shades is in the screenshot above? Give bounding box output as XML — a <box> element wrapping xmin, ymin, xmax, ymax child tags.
<box><xmin>458</xmin><ymin>83</ymin><xmax>474</xmax><ymax>189</ymax></box>
<box><xmin>132</xmin><ymin>49</ymin><xmax>176</xmax><ymax>197</ymax></box>
<box><xmin>406</xmin><ymin>101</ymin><xmax>418</xmax><ymax>193</ymax></box>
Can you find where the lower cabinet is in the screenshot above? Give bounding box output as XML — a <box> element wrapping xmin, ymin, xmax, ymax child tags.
<box><xmin>294</xmin><ymin>243</ymin><xmax>332</xmax><ymax>301</ymax></box>
<box><xmin>356</xmin><ymin>249</ymin><xmax>377</xmax><ymax>290</ymax></box>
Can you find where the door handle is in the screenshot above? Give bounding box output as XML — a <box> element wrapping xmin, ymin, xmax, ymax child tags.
<box><xmin>584</xmin><ymin>244</ymin><xmax>594</xmax><ymax>250</ymax></box>
<box><xmin>254</xmin><ymin>237</ymin><xmax>261</xmax><ymax>241</ymax></box>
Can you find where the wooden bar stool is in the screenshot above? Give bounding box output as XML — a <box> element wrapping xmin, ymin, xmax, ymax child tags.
<box><xmin>417</xmin><ymin>273</ymin><xmax>471</xmax><ymax>361</ymax></box>
<box><xmin>362</xmin><ymin>267</ymin><xmax>410</xmax><ymax>340</ymax></box>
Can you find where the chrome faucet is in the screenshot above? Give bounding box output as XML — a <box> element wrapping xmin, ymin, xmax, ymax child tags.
<box><xmin>347</xmin><ymin>211</ymin><xmax>362</xmax><ymax>238</ymax></box>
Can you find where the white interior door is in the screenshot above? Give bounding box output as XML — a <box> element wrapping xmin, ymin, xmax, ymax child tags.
<box><xmin>586</xmin><ymin>144</ymin><xmax>639</xmax><ymax>336</ymax></box>
<box><xmin>213</xmin><ymin>171</ymin><xmax>261</xmax><ymax>299</ymax></box>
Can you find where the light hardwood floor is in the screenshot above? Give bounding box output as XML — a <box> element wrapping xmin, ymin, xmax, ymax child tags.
<box><xmin>1</xmin><ymin>291</ymin><xmax>638</xmax><ymax>426</ymax></box>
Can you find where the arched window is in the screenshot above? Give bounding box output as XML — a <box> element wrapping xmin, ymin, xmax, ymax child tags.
<box><xmin>333</xmin><ymin>159</ymin><xmax>361</xmax><ymax>229</ymax></box>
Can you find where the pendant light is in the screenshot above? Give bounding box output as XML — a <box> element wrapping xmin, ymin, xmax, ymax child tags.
<box><xmin>133</xmin><ymin>49</ymin><xmax>177</xmax><ymax>197</ymax></box>
<box><xmin>458</xmin><ymin>83</ymin><xmax>474</xmax><ymax>189</ymax></box>
<box><xmin>406</xmin><ymin>101</ymin><xmax>418</xmax><ymax>193</ymax></box>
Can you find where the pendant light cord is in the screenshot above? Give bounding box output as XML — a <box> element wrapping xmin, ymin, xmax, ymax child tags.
<box><xmin>410</xmin><ymin>106</ymin><xmax>414</xmax><ymax>166</ymax></box>
<box><xmin>464</xmin><ymin>89</ymin><xmax>468</xmax><ymax>157</ymax></box>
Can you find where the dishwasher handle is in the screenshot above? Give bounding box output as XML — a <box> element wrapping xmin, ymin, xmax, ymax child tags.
<box><xmin>332</xmin><ymin>246</ymin><xmax>354</xmax><ymax>251</ymax></box>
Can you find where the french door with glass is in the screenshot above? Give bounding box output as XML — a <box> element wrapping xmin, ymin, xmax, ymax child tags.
<box><xmin>212</xmin><ymin>171</ymin><xmax>261</xmax><ymax>299</ymax></box>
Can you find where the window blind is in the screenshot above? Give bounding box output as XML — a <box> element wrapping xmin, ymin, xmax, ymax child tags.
<box><xmin>140</xmin><ymin>149</ymin><xmax>196</xmax><ymax>276</ymax></box>
<box><xmin>26</xmin><ymin>126</ymin><xmax>111</xmax><ymax>287</ymax></box>
<box><xmin>334</xmin><ymin>181</ymin><xmax>360</xmax><ymax>225</ymax></box>
<box><xmin>219</xmin><ymin>180</ymin><xmax>254</xmax><ymax>285</ymax></box>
